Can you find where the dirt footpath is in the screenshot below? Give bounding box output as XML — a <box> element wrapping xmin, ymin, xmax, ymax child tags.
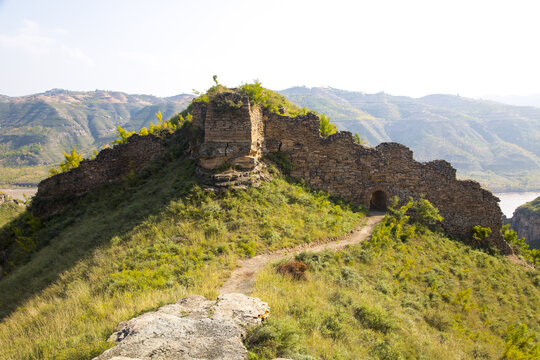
<box><xmin>220</xmin><ymin>212</ymin><xmax>385</xmax><ymax>295</ymax></box>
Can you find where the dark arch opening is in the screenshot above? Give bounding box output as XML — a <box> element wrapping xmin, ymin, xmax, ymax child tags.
<box><xmin>370</xmin><ymin>190</ymin><xmax>388</xmax><ymax>211</ymax></box>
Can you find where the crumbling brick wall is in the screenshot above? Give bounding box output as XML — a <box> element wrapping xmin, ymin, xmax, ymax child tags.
<box><xmin>263</xmin><ymin>111</ymin><xmax>511</xmax><ymax>254</ymax></box>
<box><xmin>31</xmin><ymin>94</ymin><xmax>512</xmax><ymax>254</ymax></box>
<box><xmin>32</xmin><ymin>134</ymin><xmax>166</xmax><ymax>217</ymax></box>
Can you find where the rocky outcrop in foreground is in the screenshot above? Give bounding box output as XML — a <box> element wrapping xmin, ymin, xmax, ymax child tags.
<box><xmin>93</xmin><ymin>293</ymin><xmax>270</xmax><ymax>360</ymax></box>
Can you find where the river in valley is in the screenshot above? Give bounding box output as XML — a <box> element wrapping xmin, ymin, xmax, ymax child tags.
<box><xmin>495</xmin><ymin>192</ymin><xmax>540</xmax><ymax>218</ymax></box>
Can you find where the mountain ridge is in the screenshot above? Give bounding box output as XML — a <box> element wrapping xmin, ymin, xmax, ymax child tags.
<box><xmin>1</xmin><ymin>87</ymin><xmax>539</xmax><ymax>191</ymax></box>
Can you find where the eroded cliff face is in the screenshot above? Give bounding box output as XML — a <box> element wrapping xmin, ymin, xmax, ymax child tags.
<box><xmin>512</xmin><ymin>207</ymin><xmax>540</xmax><ymax>249</ymax></box>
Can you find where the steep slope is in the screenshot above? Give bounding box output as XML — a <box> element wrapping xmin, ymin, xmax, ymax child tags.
<box><xmin>0</xmin><ymin>125</ymin><xmax>364</xmax><ymax>358</ymax></box>
<box><xmin>0</xmin><ymin>89</ymin><xmax>193</xmax><ymax>185</ymax></box>
<box><xmin>512</xmin><ymin>196</ymin><xmax>540</xmax><ymax>249</ymax></box>
<box><xmin>280</xmin><ymin>87</ymin><xmax>540</xmax><ymax>191</ymax></box>
<box><xmin>248</xmin><ymin>207</ymin><xmax>540</xmax><ymax>360</ymax></box>
<box><xmin>1</xmin><ymin>86</ymin><xmax>538</xmax><ymax>360</ymax></box>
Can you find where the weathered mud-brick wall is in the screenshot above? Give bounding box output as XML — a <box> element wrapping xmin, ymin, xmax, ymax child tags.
<box><xmin>190</xmin><ymin>101</ymin><xmax>207</xmax><ymax>129</ymax></box>
<box><xmin>32</xmin><ymin>134</ymin><xmax>166</xmax><ymax>217</ymax></box>
<box><xmin>197</xmin><ymin>93</ymin><xmax>263</xmax><ymax>170</ymax></box>
<box><xmin>264</xmin><ymin>112</ymin><xmax>511</xmax><ymax>254</ymax></box>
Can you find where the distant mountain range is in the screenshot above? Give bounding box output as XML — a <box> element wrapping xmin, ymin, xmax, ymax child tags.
<box><xmin>0</xmin><ymin>89</ymin><xmax>192</xmax><ymax>167</ymax></box>
<box><xmin>0</xmin><ymin>87</ymin><xmax>539</xmax><ymax>191</ymax></box>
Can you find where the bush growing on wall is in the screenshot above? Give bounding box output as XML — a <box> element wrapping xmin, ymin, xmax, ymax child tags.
<box><xmin>319</xmin><ymin>114</ymin><xmax>337</xmax><ymax>136</ymax></box>
<box><xmin>49</xmin><ymin>148</ymin><xmax>84</xmax><ymax>175</ymax></box>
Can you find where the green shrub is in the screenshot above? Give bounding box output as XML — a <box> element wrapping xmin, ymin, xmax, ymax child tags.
<box><xmin>502</xmin><ymin>323</ymin><xmax>540</xmax><ymax>360</ymax></box>
<box><xmin>472</xmin><ymin>225</ymin><xmax>492</xmax><ymax>243</ymax></box>
<box><xmin>244</xmin><ymin>318</ymin><xmax>304</xmax><ymax>359</ymax></box>
<box><xmin>353</xmin><ymin>132</ymin><xmax>367</xmax><ymax>145</ymax></box>
<box><xmin>319</xmin><ymin>114</ymin><xmax>337</xmax><ymax>136</ymax></box>
<box><xmin>369</xmin><ymin>340</ymin><xmax>404</xmax><ymax>360</ymax></box>
<box><xmin>239</xmin><ymin>80</ymin><xmax>306</xmax><ymax>116</ymax></box>
<box><xmin>353</xmin><ymin>304</ymin><xmax>395</xmax><ymax>334</ymax></box>
<box><xmin>111</xmin><ymin>125</ymin><xmax>135</xmax><ymax>145</ymax></box>
<box><xmin>502</xmin><ymin>224</ymin><xmax>539</xmax><ymax>265</ymax></box>
<box><xmin>49</xmin><ymin>147</ymin><xmax>84</xmax><ymax>175</ymax></box>
<box><xmin>320</xmin><ymin>310</ymin><xmax>347</xmax><ymax>339</ymax></box>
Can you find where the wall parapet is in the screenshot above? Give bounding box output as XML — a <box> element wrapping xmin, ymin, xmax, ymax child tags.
<box><xmin>32</xmin><ymin>134</ymin><xmax>166</xmax><ymax>217</ymax></box>
<box><xmin>30</xmin><ymin>93</ymin><xmax>512</xmax><ymax>254</ymax></box>
<box><xmin>261</xmin><ymin>109</ymin><xmax>511</xmax><ymax>254</ymax></box>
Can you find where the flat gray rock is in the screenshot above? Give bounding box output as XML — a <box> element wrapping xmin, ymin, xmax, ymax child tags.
<box><xmin>94</xmin><ymin>294</ymin><xmax>269</xmax><ymax>360</ymax></box>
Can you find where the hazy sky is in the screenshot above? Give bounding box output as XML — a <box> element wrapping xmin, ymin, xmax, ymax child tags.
<box><xmin>1</xmin><ymin>0</ymin><xmax>539</xmax><ymax>97</ymax></box>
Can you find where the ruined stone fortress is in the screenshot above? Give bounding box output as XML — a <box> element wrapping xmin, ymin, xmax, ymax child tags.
<box><xmin>33</xmin><ymin>91</ymin><xmax>512</xmax><ymax>254</ymax></box>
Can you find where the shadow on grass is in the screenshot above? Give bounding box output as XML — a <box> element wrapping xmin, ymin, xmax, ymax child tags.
<box><xmin>0</xmin><ymin>136</ymin><xmax>199</xmax><ymax>320</ymax></box>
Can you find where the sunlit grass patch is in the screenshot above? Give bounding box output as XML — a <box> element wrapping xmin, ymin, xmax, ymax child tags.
<box><xmin>0</xmin><ymin>151</ymin><xmax>364</xmax><ymax>359</ymax></box>
<box><xmin>249</xmin><ymin>202</ymin><xmax>540</xmax><ymax>359</ymax></box>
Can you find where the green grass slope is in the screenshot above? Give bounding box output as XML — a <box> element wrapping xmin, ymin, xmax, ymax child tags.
<box><xmin>248</xmin><ymin>205</ymin><xmax>540</xmax><ymax>360</ymax></box>
<box><xmin>0</xmin><ymin>126</ymin><xmax>364</xmax><ymax>359</ymax></box>
<box><xmin>0</xmin><ymin>200</ymin><xmax>25</xmax><ymax>228</ymax></box>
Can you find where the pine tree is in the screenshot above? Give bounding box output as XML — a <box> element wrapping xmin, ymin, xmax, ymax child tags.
<box><xmin>111</xmin><ymin>126</ymin><xmax>134</xmax><ymax>145</ymax></box>
<box><xmin>354</xmin><ymin>132</ymin><xmax>367</xmax><ymax>145</ymax></box>
<box><xmin>49</xmin><ymin>147</ymin><xmax>84</xmax><ymax>175</ymax></box>
<box><xmin>319</xmin><ymin>114</ymin><xmax>337</xmax><ymax>136</ymax></box>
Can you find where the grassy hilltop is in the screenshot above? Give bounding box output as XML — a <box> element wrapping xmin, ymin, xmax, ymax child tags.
<box><xmin>0</xmin><ymin>84</ymin><xmax>538</xmax><ymax>360</ymax></box>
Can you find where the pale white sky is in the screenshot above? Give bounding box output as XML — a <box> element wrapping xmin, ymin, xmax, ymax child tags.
<box><xmin>1</xmin><ymin>0</ymin><xmax>539</xmax><ymax>98</ymax></box>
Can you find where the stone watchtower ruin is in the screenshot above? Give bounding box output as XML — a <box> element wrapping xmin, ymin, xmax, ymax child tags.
<box><xmin>193</xmin><ymin>92</ymin><xmax>264</xmax><ymax>171</ymax></box>
<box><xmin>32</xmin><ymin>90</ymin><xmax>512</xmax><ymax>254</ymax></box>
<box><xmin>192</xmin><ymin>92</ymin><xmax>512</xmax><ymax>254</ymax></box>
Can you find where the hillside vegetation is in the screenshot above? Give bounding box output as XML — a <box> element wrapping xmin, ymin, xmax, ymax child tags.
<box><xmin>0</xmin><ymin>122</ymin><xmax>364</xmax><ymax>358</ymax></box>
<box><xmin>518</xmin><ymin>196</ymin><xmax>540</xmax><ymax>216</ymax></box>
<box><xmin>0</xmin><ymin>89</ymin><xmax>192</xmax><ymax>185</ymax></box>
<box><xmin>1</xmin><ymin>84</ymin><xmax>538</xmax><ymax>360</ymax></box>
<box><xmin>280</xmin><ymin>87</ymin><xmax>540</xmax><ymax>191</ymax></box>
<box><xmin>248</xmin><ymin>202</ymin><xmax>540</xmax><ymax>360</ymax></box>
<box><xmin>0</xmin><ymin>198</ymin><xmax>25</xmax><ymax>228</ymax></box>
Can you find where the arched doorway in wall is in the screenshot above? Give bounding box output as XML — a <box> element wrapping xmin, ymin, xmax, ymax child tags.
<box><xmin>370</xmin><ymin>190</ymin><xmax>388</xmax><ymax>211</ymax></box>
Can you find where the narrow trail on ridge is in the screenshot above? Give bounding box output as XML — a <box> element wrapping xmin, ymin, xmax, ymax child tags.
<box><xmin>220</xmin><ymin>212</ymin><xmax>385</xmax><ymax>295</ymax></box>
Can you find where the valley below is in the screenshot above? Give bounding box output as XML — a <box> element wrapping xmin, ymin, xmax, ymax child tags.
<box><xmin>496</xmin><ymin>191</ymin><xmax>540</xmax><ymax>218</ymax></box>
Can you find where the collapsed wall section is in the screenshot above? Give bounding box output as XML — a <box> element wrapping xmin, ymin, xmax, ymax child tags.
<box><xmin>264</xmin><ymin>112</ymin><xmax>511</xmax><ymax>254</ymax></box>
<box><xmin>32</xmin><ymin>134</ymin><xmax>166</xmax><ymax>217</ymax></box>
